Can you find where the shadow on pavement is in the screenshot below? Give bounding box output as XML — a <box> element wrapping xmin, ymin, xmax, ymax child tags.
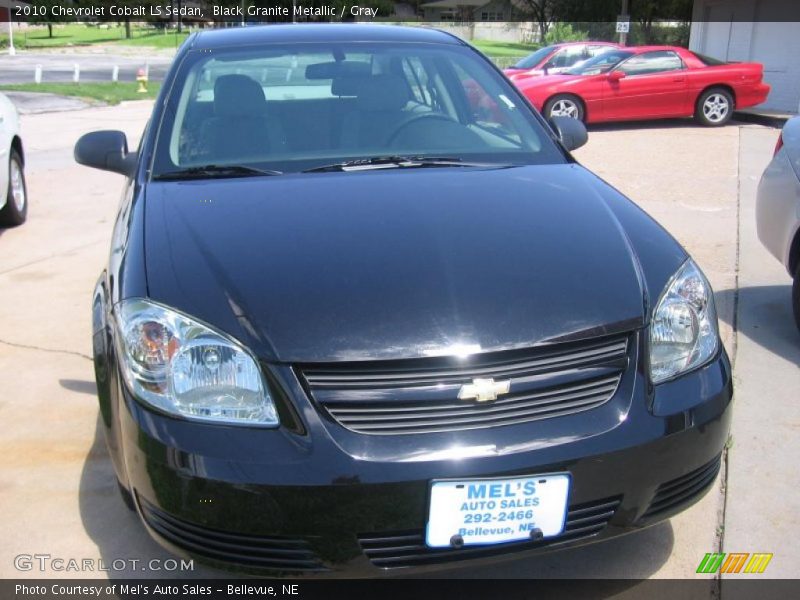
<box><xmin>59</xmin><ymin>378</ymin><xmax>97</xmax><ymax>395</ymax></box>
<box><xmin>715</xmin><ymin>285</ymin><xmax>800</xmax><ymax>362</ymax></box>
<box><xmin>587</xmin><ymin>118</ymin><xmax>697</xmax><ymax>132</ymax></box>
<box><xmin>586</xmin><ymin>117</ymin><xmax>755</xmax><ymax>133</ymax></box>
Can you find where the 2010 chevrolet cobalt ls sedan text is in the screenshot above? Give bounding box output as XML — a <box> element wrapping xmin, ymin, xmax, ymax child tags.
<box><xmin>76</xmin><ymin>25</ymin><xmax>732</xmax><ymax>576</ymax></box>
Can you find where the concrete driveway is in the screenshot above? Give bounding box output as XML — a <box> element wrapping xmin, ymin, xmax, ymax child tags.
<box><xmin>0</xmin><ymin>104</ymin><xmax>797</xmax><ymax>586</ymax></box>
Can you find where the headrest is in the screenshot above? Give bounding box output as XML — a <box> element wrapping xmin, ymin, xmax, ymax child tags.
<box><xmin>214</xmin><ymin>74</ymin><xmax>265</xmax><ymax>117</ymax></box>
<box><xmin>331</xmin><ymin>75</ymin><xmax>364</xmax><ymax>97</ymax></box>
<box><xmin>356</xmin><ymin>75</ymin><xmax>409</xmax><ymax>112</ymax></box>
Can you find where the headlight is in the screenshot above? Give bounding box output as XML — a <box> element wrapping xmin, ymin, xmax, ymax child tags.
<box><xmin>649</xmin><ymin>259</ymin><xmax>720</xmax><ymax>384</ymax></box>
<box><xmin>114</xmin><ymin>299</ymin><xmax>278</xmax><ymax>426</ymax></box>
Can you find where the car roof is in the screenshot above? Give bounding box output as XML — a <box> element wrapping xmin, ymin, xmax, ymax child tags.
<box><xmin>190</xmin><ymin>24</ymin><xmax>465</xmax><ymax>50</ymax></box>
<box><xmin>556</xmin><ymin>41</ymin><xmax>619</xmax><ymax>47</ymax></box>
<box><xmin>624</xmin><ymin>45</ymin><xmax>687</xmax><ymax>54</ymax></box>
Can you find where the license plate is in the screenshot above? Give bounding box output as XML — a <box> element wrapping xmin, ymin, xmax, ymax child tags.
<box><xmin>425</xmin><ymin>474</ymin><xmax>570</xmax><ymax>548</ymax></box>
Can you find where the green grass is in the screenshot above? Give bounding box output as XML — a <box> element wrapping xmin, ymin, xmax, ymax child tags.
<box><xmin>471</xmin><ymin>39</ymin><xmax>540</xmax><ymax>57</ymax></box>
<box><xmin>109</xmin><ymin>29</ymin><xmax>190</xmax><ymax>49</ymax></box>
<box><xmin>0</xmin><ymin>23</ymin><xmax>187</xmax><ymax>50</ymax></box>
<box><xmin>0</xmin><ymin>82</ymin><xmax>161</xmax><ymax>105</ymax></box>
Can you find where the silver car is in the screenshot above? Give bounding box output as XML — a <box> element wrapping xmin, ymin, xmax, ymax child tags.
<box><xmin>756</xmin><ymin>116</ymin><xmax>800</xmax><ymax>330</ymax></box>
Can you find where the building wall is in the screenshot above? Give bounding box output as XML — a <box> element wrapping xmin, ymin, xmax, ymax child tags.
<box><xmin>416</xmin><ymin>21</ymin><xmax>537</xmax><ymax>44</ymax></box>
<box><xmin>690</xmin><ymin>0</ymin><xmax>800</xmax><ymax>113</ymax></box>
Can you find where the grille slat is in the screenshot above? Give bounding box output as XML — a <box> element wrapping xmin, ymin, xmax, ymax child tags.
<box><xmin>139</xmin><ymin>498</ymin><xmax>327</xmax><ymax>571</ymax></box>
<box><xmin>331</xmin><ymin>394</ymin><xmax>613</xmax><ymax>434</ymax></box>
<box><xmin>642</xmin><ymin>454</ymin><xmax>722</xmax><ymax>519</ymax></box>
<box><xmin>359</xmin><ymin>496</ymin><xmax>621</xmax><ymax>568</ymax></box>
<box><xmin>304</xmin><ymin>340</ymin><xmax>628</xmax><ymax>388</ymax></box>
<box><xmin>331</xmin><ymin>377</ymin><xmax>620</xmax><ymax>416</ymax></box>
<box><xmin>334</xmin><ymin>379</ymin><xmax>619</xmax><ymax>424</ymax></box>
<box><xmin>300</xmin><ymin>335</ymin><xmax>630</xmax><ymax>435</ymax></box>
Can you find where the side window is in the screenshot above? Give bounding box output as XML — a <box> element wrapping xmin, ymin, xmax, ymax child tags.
<box><xmin>617</xmin><ymin>51</ymin><xmax>684</xmax><ymax>76</ymax></box>
<box><xmin>403</xmin><ymin>57</ymin><xmax>433</xmax><ymax>106</ymax></box>
<box><xmin>546</xmin><ymin>45</ymin><xmax>587</xmax><ymax>69</ymax></box>
<box><xmin>588</xmin><ymin>44</ymin><xmax>614</xmax><ymax>58</ymax></box>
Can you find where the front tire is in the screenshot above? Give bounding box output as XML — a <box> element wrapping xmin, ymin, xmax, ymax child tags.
<box><xmin>0</xmin><ymin>149</ymin><xmax>27</xmax><ymax>226</ymax></box>
<box><xmin>695</xmin><ymin>88</ymin><xmax>733</xmax><ymax>127</ymax></box>
<box><xmin>544</xmin><ymin>94</ymin><xmax>585</xmax><ymax>122</ymax></box>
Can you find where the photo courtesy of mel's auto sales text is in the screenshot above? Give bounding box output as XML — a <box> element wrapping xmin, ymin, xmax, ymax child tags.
<box><xmin>1</xmin><ymin>1</ymin><xmax>799</xmax><ymax>597</ymax></box>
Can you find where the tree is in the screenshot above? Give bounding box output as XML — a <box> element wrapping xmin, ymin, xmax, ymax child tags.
<box><xmin>29</xmin><ymin>0</ymin><xmax>66</xmax><ymax>38</ymax></box>
<box><xmin>631</xmin><ymin>0</ymin><xmax>693</xmax><ymax>45</ymax></box>
<box><xmin>516</xmin><ymin>0</ymin><xmax>558</xmax><ymax>43</ymax></box>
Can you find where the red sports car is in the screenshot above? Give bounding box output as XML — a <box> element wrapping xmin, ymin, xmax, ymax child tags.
<box><xmin>504</xmin><ymin>41</ymin><xmax>621</xmax><ymax>82</ymax></box>
<box><xmin>513</xmin><ymin>45</ymin><xmax>770</xmax><ymax>126</ymax></box>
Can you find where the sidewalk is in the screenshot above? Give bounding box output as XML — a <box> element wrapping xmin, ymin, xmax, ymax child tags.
<box><xmin>721</xmin><ymin>125</ymin><xmax>800</xmax><ymax>581</ymax></box>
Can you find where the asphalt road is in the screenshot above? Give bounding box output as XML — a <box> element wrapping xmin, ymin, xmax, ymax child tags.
<box><xmin>0</xmin><ymin>102</ymin><xmax>797</xmax><ymax>587</ymax></box>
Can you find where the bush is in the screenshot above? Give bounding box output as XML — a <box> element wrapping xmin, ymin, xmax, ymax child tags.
<box><xmin>544</xmin><ymin>23</ymin><xmax>589</xmax><ymax>44</ymax></box>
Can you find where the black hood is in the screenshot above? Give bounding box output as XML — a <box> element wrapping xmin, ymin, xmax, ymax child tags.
<box><xmin>143</xmin><ymin>164</ymin><xmax>648</xmax><ymax>362</ymax></box>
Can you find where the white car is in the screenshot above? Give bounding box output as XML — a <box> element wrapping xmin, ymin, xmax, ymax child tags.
<box><xmin>0</xmin><ymin>92</ymin><xmax>27</xmax><ymax>226</ymax></box>
<box><xmin>756</xmin><ymin>116</ymin><xmax>800</xmax><ymax>330</ymax></box>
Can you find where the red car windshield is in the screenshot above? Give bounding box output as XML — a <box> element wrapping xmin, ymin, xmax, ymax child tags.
<box><xmin>566</xmin><ymin>50</ymin><xmax>634</xmax><ymax>75</ymax></box>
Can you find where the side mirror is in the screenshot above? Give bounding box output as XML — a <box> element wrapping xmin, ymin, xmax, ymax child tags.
<box><xmin>607</xmin><ymin>70</ymin><xmax>626</xmax><ymax>82</ymax></box>
<box><xmin>549</xmin><ymin>116</ymin><xmax>588</xmax><ymax>152</ymax></box>
<box><xmin>74</xmin><ymin>130</ymin><xmax>137</xmax><ymax>177</ymax></box>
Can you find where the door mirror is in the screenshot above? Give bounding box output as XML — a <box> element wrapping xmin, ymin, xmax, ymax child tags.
<box><xmin>607</xmin><ymin>70</ymin><xmax>626</xmax><ymax>82</ymax></box>
<box><xmin>549</xmin><ymin>116</ymin><xmax>588</xmax><ymax>152</ymax></box>
<box><xmin>74</xmin><ymin>130</ymin><xmax>137</xmax><ymax>177</ymax></box>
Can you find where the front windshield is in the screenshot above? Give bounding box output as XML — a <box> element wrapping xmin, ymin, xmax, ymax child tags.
<box><xmin>151</xmin><ymin>41</ymin><xmax>565</xmax><ymax>176</ymax></box>
<box><xmin>566</xmin><ymin>49</ymin><xmax>633</xmax><ymax>75</ymax></box>
<box><xmin>512</xmin><ymin>45</ymin><xmax>556</xmax><ymax>69</ymax></box>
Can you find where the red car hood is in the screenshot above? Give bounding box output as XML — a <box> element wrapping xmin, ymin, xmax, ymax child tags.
<box><xmin>507</xmin><ymin>70</ymin><xmax>546</xmax><ymax>82</ymax></box>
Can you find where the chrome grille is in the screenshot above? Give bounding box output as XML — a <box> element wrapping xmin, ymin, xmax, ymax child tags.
<box><xmin>298</xmin><ymin>334</ymin><xmax>630</xmax><ymax>435</ymax></box>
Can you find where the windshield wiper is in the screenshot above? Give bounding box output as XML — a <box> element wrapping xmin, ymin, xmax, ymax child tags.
<box><xmin>154</xmin><ymin>164</ymin><xmax>283</xmax><ymax>181</ymax></box>
<box><xmin>302</xmin><ymin>156</ymin><xmax>505</xmax><ymax>173</ymax></box>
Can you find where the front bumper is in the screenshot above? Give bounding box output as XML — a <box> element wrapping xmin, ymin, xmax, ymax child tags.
<box><xmin>115</xmin><ymin>346</ymin><xmax>732</xmax><ymax>576</ymax></box>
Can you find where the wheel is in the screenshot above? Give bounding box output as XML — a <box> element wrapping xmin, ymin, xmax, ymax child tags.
<box><xmin>793</xmin><ymin>266</ymin><xmax>800</xmax><ymax>333</ymax></box>
<box><xmin>117</xmin><ymin>480</ymin><xmax>136</xmax><ymax>511</ymax></box>
<box><xmin>544</xmin><ymin>95</ymin><xmax>584</xmax><ymax>122</ymax></box>
<box><xmin>695</xmin><ymin>88</ymin><xmax>733</xmax><ymax>127</ymax></box>
<box><xmin>0</xmin><ymin>149</ymin><xmax>27</xmax><ymax>226</ymax></box>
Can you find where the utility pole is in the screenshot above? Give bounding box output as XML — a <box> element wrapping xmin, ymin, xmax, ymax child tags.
<box><xmin>7</xmin><ymin>4</ymin><xmax>15</xmax><ymax>56</ymax></box>
<box><xmin>620</xmin><ymin>0</ymin><xmax>629</xmax><ymax>46</ymax></box>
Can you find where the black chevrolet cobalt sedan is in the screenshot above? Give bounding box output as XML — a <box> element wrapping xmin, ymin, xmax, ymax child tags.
<box><xmin>76</xmin><ymin>24</ymin><xmax>732</xmax><ymax>575</ymax></box>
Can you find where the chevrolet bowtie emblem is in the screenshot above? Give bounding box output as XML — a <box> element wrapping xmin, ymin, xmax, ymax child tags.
<box><xmin>458</xmin><ymin>378</ymin><xmax>511</xmax><ymax>402</ymax></box>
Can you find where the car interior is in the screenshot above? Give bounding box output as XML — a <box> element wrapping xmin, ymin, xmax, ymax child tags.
<box><xmin>164</xmin><ymin>48</ymin><xmax>541</xmax><ymax>171</ymax></box>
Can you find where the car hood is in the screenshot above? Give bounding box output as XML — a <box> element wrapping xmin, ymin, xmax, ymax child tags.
<box><xmin>507</xmin><ymin>70</ymin><xmax>545</xmax><ymax>82</ymax></box>
<box><xmin>143</xmin><ymin>164</ymin><xmax>646</xmax><ymax>362</ymax></box>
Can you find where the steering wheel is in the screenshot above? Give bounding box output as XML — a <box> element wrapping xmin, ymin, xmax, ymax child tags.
<box><xmin>385</xmin><ymin>113</ymin><xmax>458</xmax><ymax>147</ymax></box>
